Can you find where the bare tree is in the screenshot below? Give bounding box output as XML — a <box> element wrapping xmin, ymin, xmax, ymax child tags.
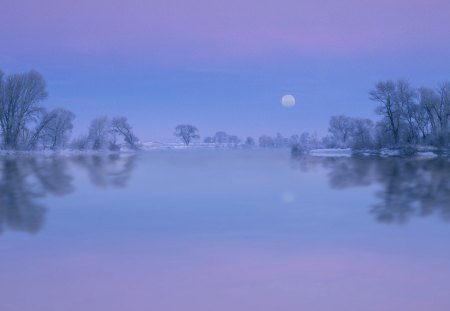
<box><xmin>369</xmin><ymin>80</ymin><xmax>401</xmax><ymax>145</ymax></box>
<box><xmin>228</xmin><ymin>135</ymin><xmax>240</xmax><ymax>147</ymax></box>
<box><xmin>174</xmin><ymin>124</ymin><xmax>199</xmax><ymax>146</ymax></box>
<box><xmin>41</xmin><ymin>109</ymin><xmax>75</xmax><ymax>149</ymax></box>
<box><xmin>27</xmin><ymin>110</ymin><xmax>57</xmax><ymax>149</ymax></box>
<box><xmin>289</xmin><ymin>134</ymin><xmax>299</xmax><ymax>147</ymax></box>
<box><xmin>213</xmin><ymin>131</ymin><xmax>228</xmax><ymax>144</ymax></box>
<box><xmin>411</xmin><ymin>103</ymin><xmax>430</xmax><ymax>141</ymax></box>
<box><xmin>88</xmin><ymin>117</ymin><xmax>110</xmax><ymax>150</ymax></box>
<box><xmin>419</xmin><ymin>87</ymin><xmax>439</xmax><ymax>134</ymax></box>
<box><xmin>244</xmin><ymin>136</ymin><xmax>255</xmax><ymax>147</ymax></box>
<box><xmin>203</xmin><ymin>136</ymin><xmax>214</xmax><ymax>143</ymax></box>
<box><xmin>351</xmin><ymin>118</ymin><xmax>374</xmax><ymax>149</ymax></box>
<box><xmin>396</xmin><ymin>80</ymin><xmax>418</xmax><ymax>143</ymax></box>
<box><xmin>436</xmin><ymin>82</ymin><xmax>450</xmax><ymax>131</ymax></box>
<box><xmin>70</xmin><ymin>135</ymin><xmax>90</xmax><ymax>150</ymax></box>
<box><xmin>328</xmin><ymin>116</ymin><xmax>354</xmax><ymax>147</ymax></box>
<box><xmin>418</xmin><ymin>84</ymin><xmax>450</xmax><ymax>146</ymax></box>
<box><xmin>258</xmin><ymin>135</ymin><xmax>274</xmax><ymax>148</ymax></box>
<box><xmin>274</xmin><ymin>133</ymin><xmax>286</xmax><ymax>148</ymax></box>
<box><xmin>110</xmin><ymin>116</ymin><xmax>139</xmax><ymax>149</ymax></box>
<box><xmin>0</xmin><ymin>70</ymin><xmax>3</xmax><ymax>145</ymax></box>
<box><xmin>0</xmin><ymin>70</ymin><xmax>48</xmax><ymax>149</ymax></box>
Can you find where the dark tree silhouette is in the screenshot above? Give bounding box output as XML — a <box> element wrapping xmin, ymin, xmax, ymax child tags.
<box><xmin>174</xmin><ymin>124</ymin><xmax>200</xmax><ymax>146</ymax></box>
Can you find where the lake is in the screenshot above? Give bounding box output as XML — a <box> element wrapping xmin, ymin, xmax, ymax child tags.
<box><xmin>1</xmin><ymin>150</ymin><xmax>450</xmax><ymax>310</ymax></box>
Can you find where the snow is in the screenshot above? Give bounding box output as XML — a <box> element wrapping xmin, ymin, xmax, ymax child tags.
<box><xmin>379</xmin><ymin>148</ymin><xmax>400</xmax><ymax>157</ymax></box>
<box><xmin>141</xmin><ymin>142</ymin><xmax>218</xmax><ymax>150</ymax></box>
<box><xmin>416</xmin><ymin>151</ymin><xmax>438</xmax><ymax>158</ymax></box>
<box><xmin>0</xmin><ymin>143</ymin><xmax>444</xmax><ymax>158</ymax></box>
<box><xmin>308</xmin><ymin>148</ymin><xmax>352</xmax><ymax>157</ymax></box>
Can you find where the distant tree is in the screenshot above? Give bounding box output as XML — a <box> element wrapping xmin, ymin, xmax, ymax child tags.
<box><xmin>321</xmin><ymin>135</ymin><xmax>337</xmax><ymax>148</ymax></box>
<box><xmin>327</xmin><ymin>116</ymin><xmax>375</xmax><ymax>149</ymax></box>
<box><xmin>351</xmin><ymin>118</ymin><xmax>374</xmax><ymax>149</ymax></box>
<box><xmin>289</xmin><ymin>134</ymin><xmax>300</xmax><ymax>147</ymax></box>
<box><xmin>213</xmin><ymin>131</ymin><xmax>228</xmax><ymax>144</ymax></box>
<box><xmin>396</xmin><ymin>80</ymin><xmax>418</xmax><ymax>143</ymax></box>
<box><xmin>228</xmin><ymin>135</ymin><xmax>240</xmax><ymax>147</ymax></box>
<box><xmin>411</xmin><ymin>103</ymin><xmax>430</xmax><ymax>142</ymax></box>
<box><xmin>70</xmin><ymin>135</ymin><xmax>89</xmax><ymax>150</ymax></box>
<box><xmin>290</xmin><ymin>132</ymin><xmax>319</xmax><ymax>155</ymax></box>
<box><xmin>26</xmin><ymin>110</ymin><xmax>56</xmax><ymax>149</ymax></box>
<box><xmin>299</xmin><ymin>132</ymin><xmax>311</xmax><ymax>146</ymax></box>
<box><xmin>274</xmin><ymin>133</ymin><xmax>286</xmax><ymax>148</ymax></box>
<box><xmin>0</xmin><ymin>70</ymin><xmax>48</xmax><ymax>149</ymax></box>
<box><xmin>328</xmin><ymin>116</ymin><xmax>355</xmax><ymax>147</ymax></box>
<box><xmin>244</xmin><ymin>136</ymin><xmax>255</xmax><ymax>147</ymax></box>
<box><xmin>419</xmin><ymin>87</ymin><xmax>439</xmax><ymax>134</ymax></box>
<box><xmin>258</xmin><ymin>135</ymin><xmax>274</xmax><ymax>148</ymax></box>
<box><xmin>309</xmin><ymin>133</ymin><xmax>320</xmax><ymax>149</ymax></box>
<box><xmin>174</xmin><ymin>124</ymin><xmax>199</xmax><ymax>146</ymax></box>
<box><xmin>110</xmin><ymin>116</ymin><xmax>139</xmax><ymax>149</ymax></box>
<box><xmin>203</xmin><ymin>136</ymin><xmax>214</xmax><ymax>143</ymax></box>
<box><xmin>433</xmin><ymin>82</ymin><xmax>450</xmax><ymax>145</ymax></box>
<box><xmin>436</xmin><ymin>82</ymin><xmax>450</xmax><ymax>131</ymax></box>
<box><xmin>88</xmin><ymin>117</ymin><xmax>110</xmax><ymax>150</ymax></box>
<box><xmin>40</xmin><ymin>109</ymin><xmax>75</xmax><ymax>149</ymax></box>
<box><xmin>294</xmin><ymin>132</ymin><xmax>319</xmax><ymax>150</ymax></box>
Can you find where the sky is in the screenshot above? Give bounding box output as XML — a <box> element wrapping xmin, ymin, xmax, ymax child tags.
<box><xmin>1</xmin><ymin>0</ymin><xmax>450</xmax><ymax>142</ymax></box>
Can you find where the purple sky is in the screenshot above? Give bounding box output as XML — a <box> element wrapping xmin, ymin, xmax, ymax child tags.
<box><xmin>2</xmin><ymin>0</ymin><xmax>450</xmax><ymax>141</ymax></box>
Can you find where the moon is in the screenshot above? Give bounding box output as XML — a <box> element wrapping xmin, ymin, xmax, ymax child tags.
<box><xmin>281</xmin><ymin>94</ymin><xmax>295</xmax><ymax>108</ymax></box>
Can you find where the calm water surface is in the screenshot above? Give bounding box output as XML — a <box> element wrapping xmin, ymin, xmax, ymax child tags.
<box><xmin>1</xmin><ymin>150</ymin><xmax>450</xmax><ymax>310</ymax></box>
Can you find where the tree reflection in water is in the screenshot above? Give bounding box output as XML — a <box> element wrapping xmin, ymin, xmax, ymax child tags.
<box><xmin>0</xmin><ymin>154</ymin><xmax>136</xmax><ymax>235</ymax></box>
<box><xmin>292</xmin><ymin>155</ymin><xmax>450</xmax><ymax>224</ymax></box>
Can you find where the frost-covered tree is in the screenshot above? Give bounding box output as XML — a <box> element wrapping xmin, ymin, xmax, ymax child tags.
<box><xmin>289</xmin><ymin>134</ymin><xmax>300</xmax><ymax>147</ymax></box>
<box><xmin>351</xmin><ymin>118</ymin><xmax>374</xmax><ymax>149</ymax></box>
<box><xmin>0</xmin><ymin>70</ymin><xmax>48</xmax><ymax>149</ymax></box>
<box><xmin>258</xmin><ymin>135</ymin><xmax>274</xmax><ymax>148</ymax></box>
<box><xmin>88</xmin><ymin>117</ymin><xmax>110</xmax><ymax>150</ymax></box>
<box><xmin>213</xmin><ymin>131</ymin><xmax>228</xmax><ymax>144</ymax></box>
<box><xmin>274</xmin><ymin>133</ymin><xmax>286</xmax><ymax>148</ymax></box>
<box><xmin>395</xmin><ymin>80</ymin><xmax>418</xmax><ymax>143</ymax></box>
<box><xmin>39</xmin><ymin>109</ymin><xmax>75</xmax><ymax>149</ymax></box>
<box><xmin>203</xmin><ymin>136</ymin><xmax>214</xmax><ymax>143</ymax></box>
<box><xmin>244</xmin><ymin>136</ymin><xmax>255</xmax><ymax>147</ymax></box>
<box><xmin>227</xmin><ymin>135</ymin><xmax>240</xmax><ymax>147</ymax></box>
<box><xmin>70</xmin><ymin>135</ymin><xmax>90</xmax><ymax>150</ymax></box>
<box><xmin>174</xmin><ymin>124</ymin><xmax>199</xmax><ymax>146</ymax></box>
<box><xmin>328</xmin><ymin>116</ymin><xmax>354</xmax><ymax>147</ymax></box>
<box><xmin>110</xmin><ymin>116</ymin><xmax>139</xmax><ymax>149</ymax></box>
<box><xmin>369</xmin><ymin>80</ymin><xmax>402</xmax><ymax>145</ymax></box>
<box><xmin>79</xmin><ymin>116</ymin><xmax>140</xmax><ymax>151</ymax></box>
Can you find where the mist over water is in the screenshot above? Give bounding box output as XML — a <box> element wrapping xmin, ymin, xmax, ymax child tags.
<box><xmin>1</xmin><ymin>150</ymin><xmax>450</xmax><ymax>310</ymax></box>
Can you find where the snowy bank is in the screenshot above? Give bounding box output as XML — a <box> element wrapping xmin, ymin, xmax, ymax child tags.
<box><xmin>308</xmin><ymin>148</ymin><xmax>352</xmax><ymax>157</ymax></box>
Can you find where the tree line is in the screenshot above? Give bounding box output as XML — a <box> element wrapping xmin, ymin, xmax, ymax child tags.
<box><xmin>0</xmin><ymin>70</ymin><xmax>140</xmax><ymax>151</ymax></box>
<box><xmin>325</xmin><ymin>80</ymin><xmax>450</xmax><ymax>150</ymax></box>
<box><xmin>173</xmin><ymin>124</ymin><xmax>320</xmax><ymax>150</ymax></box>
<box><xmin>174</xmin><ymin>80</ymin><xmax>450</xmax><ymax>151</ymax></box>
<box><xmin>4</xmin><ymin>70</ymin><xmax>448</xmax><ymax>152</ymax></box>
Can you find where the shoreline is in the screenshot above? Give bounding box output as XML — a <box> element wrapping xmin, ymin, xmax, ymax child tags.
<box><xmin>0</xmin><ymin>145</ymin><xmax>449</xmax><ymax>159</ymax></box>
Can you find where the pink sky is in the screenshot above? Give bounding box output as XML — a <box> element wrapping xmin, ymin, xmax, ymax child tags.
<box><xmin>2</xmin><ymin>0</ymin><xmax>450</xmax><ymax>64</ymax></box>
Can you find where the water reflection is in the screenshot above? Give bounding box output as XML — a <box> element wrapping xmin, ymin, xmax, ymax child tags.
<box><xmin>292</xmin><ymin>155</ymin><xmax>450</xmax><ymax>224</ymax></box>
<box><xmin>72</xmin><ymin>154</ymin><xmax>136</xmax><ymax>188</ymax></box>
<box><xmin>0</xmin><ymin>154</ymin><xmax>136</xmax><ymax>235</ymax></box>
<box><xmin>2</xmin><ymin>152</ymin><xmax>449</xmax><ymax>235</ymax></box>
